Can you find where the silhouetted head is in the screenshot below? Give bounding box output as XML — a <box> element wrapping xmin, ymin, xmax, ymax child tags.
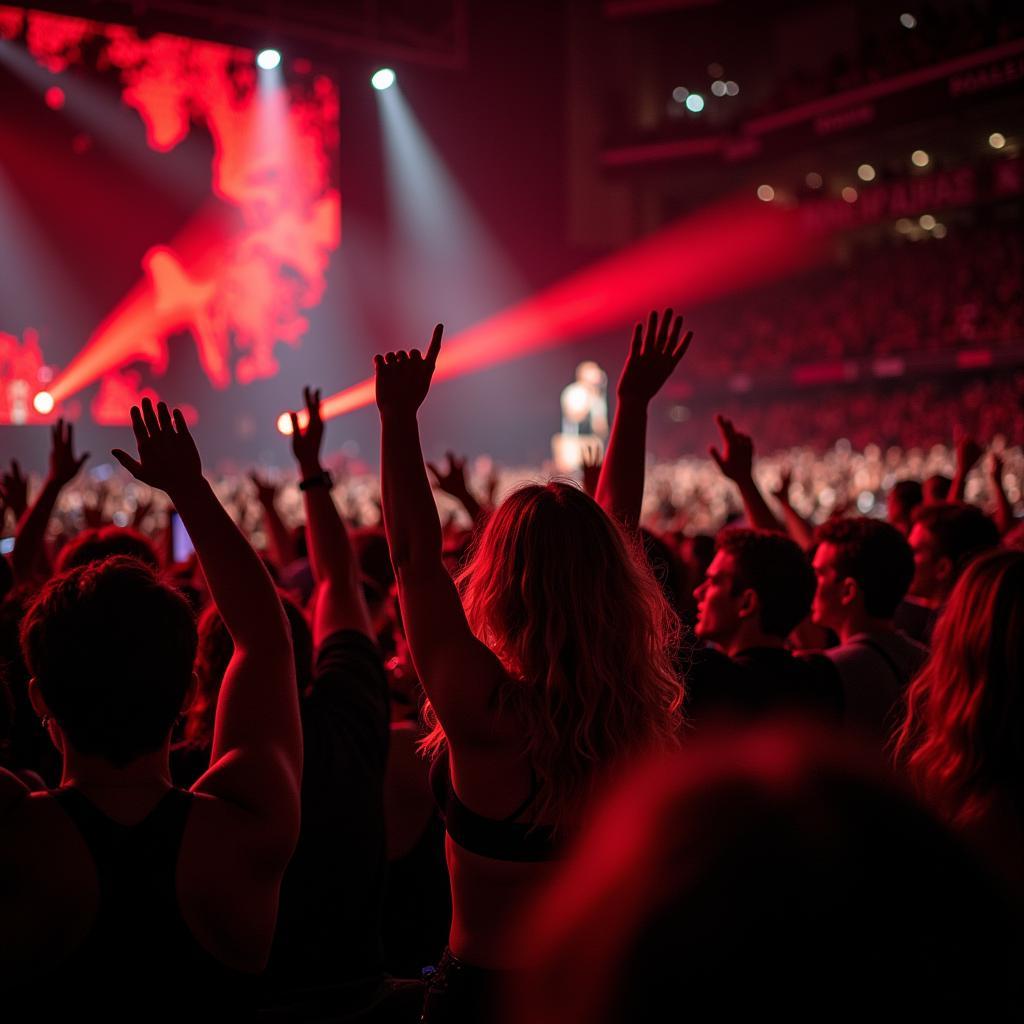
<box><xmin>887</xmin><ymin>479</ymin><xmax>923</xmax><ymax>534</ymax></box>
<box><xmin>21</xmin><ymin>556</ymin><xmax>197</xmax><ymax>767</ymax></box>
<box><xmin>422</xmin><ymin>482</ymin><xmax>683</xmax><ymax>823</ymax></box>
<box><xmin>510</xmin><ymin>723</ymin><xmax>1020</xmax><ymax>1020</ymax></box>
<box><xmin>56</xmin><ymin>526</ymin><xmax>160</xmax><ymax>574</ymax></box>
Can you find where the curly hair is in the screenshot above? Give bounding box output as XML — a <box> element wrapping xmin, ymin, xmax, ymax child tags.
<box><xmin>421</xmin><ymin>482</ymin><xmax>684</xmax><ymax>826</ymax></box>
<box><xmin>894</xmin><ymin>549</ymin><xmax>1024</xmax><ymax>831</ymax></box>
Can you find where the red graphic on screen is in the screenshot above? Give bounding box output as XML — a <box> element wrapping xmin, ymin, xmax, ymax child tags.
<box><xmin>0</xmin><ymin>4</ymin><xmax>340</xmax><ymax>424</ymax></box>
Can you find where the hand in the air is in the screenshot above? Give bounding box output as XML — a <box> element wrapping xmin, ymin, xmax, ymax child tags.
<box><xmin>616</xmin><ymin>308</ymin><xmax>693</xmax><ymax>404</ymax></box>
<box><xmin>112</xmin><ymin>398</ymin><xmax>203</xmax><ymax>496</ymax></box>
<box><xmin>374</xmin><ymin>324</ymin><xmax>443</xmax><ymax>416</ymax></box>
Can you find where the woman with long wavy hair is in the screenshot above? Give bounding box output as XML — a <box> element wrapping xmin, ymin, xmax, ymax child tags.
<box><xmin>894</xmin><ymin>547</ymin><xmax>1024</xmax><ymax>887</ymax></box>
<box><xmin>374</xmin><ymin>311</ymin><xmax>691</xmax><ymax>1022</ymax></box>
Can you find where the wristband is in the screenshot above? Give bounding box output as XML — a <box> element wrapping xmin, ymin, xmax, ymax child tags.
<box><xmin>299</xmin><ymin>470</ymin><xmax>333</xmax><ymax>491</ymax></box>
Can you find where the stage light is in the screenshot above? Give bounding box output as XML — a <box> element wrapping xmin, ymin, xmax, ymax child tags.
<box><xmin>756</xmin><ymin>184</ymin><xmax>775</xmax><ymax>202</ymax></box>
<box><xmin>842</xmin><ymin>186</ymin><xmax>858</xmax><ymax>203</ymax></box>
<box><xmin>725</xmin><ymin>80</ymin><xmax>739</xmax><ymax>96</ymax></box>
<box><xmin>277</xmin><ymin>411</ymin><xmax>294</xmax><ymax>435</ymax></box>
<box><xmin>919</xmin><ymin>213</ymin><xmax>936</xmax><ymax>230</ymax></box>
<box><xmin>371</xmin><ymin>67</ymin><xmax>396</xmax><ymax>91</ymax></box>
<box><xmin>857</xmin><ymin>163</ymin><xmax>876</xmax><ymax>182</ymax></box>
<box><xmin>805</xmin><ymin>172</ymin><xmax>823</xmax><ymax>189</ymax></box>
<box><xmin>900</xmin><ymin>13</ymin><xmax>917</xmax><ymax>29</ymax></box>
<box><xmin>671</xmin><ymin>86</ymin><xmax>689</xmax><ymax>103</ymax></box>
<box><xmin>44</xmin><ymin>85</ymin><xmax>64</xmax><ymax>109</ymax></box>
<box><xmin>707</xmin><ymin>62</ymin><xmax>724</xmax><ymax>78</ymax></box>
<box><xmin>988</xmin><ymin>132</ymin><xmax>1006</xmax><ymax>149</ymax></box>
<box><xmin>33</xmin><ymin>391</ymin><xmax>54</xmax><ymax>415</ymax></box>
<box><xmin>932</xmin><ymin>223</ymin><xmax>947</xmax><ymax>238</ymax></box>
<box><xmin>685</xmin><ymin>93</ymin><xmax>704</xmax><ymax>113</ymax></box>
<box><xmin>711</xmin><ymin>80</ymin><xmax>727</xmax><ymax>97</ymax></box>
<box><xmin>256</xmin><ymin>49</ymin><xmax>281</xmax><ymax>70</ymax></box>
<box><xmin>895</xmin><ymin>218</ymin><xmax>913</xmax><ymax>232</ymax></box>
<box><xmin>911</xmin><ymin>149</ymin><xmax>929</xmax><ymax>167</ymax></box>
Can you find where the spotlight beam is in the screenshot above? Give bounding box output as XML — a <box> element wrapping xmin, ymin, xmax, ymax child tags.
<box><xmin>281</xmin><ymin>195</ymin><xmax>829</xmax><ymax>431</ymax></box>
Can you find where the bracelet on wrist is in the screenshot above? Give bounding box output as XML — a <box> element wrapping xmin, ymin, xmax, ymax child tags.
<box><xmin>299</xmin><ymin>470</ymin><xmax>333</xmax><ymax>492</ymax></box>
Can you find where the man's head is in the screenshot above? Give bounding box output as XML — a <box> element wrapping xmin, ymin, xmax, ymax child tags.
<box><xmin>887</xmin><ymin>480</ymin><xmax>923</xmax><ymax>535</ymax></box>
<box><xmin>694</xmin><ymin>529</ymin><xmax>815</xmax><ymax>650</ymax></box>
<box><xmin>21</xmin><ymin>556</ymin><xmax>197</xmax><ymax>767</ymax></box>
<box><xmin>811</xmin><ymin>518</ymin><xmax>915</xmax><ymax>633</ymax></box>
<box><xmin>55</xmin><ymin>526</ymin><xmax>160</xmax><ymax>574</ymax></box>
<box><xmin>907</xmin><ymin>503</ymin><xmax>1000</xmax><ymax>603</ymax></box>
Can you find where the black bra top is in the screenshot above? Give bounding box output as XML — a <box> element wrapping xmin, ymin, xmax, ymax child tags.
<box><xmin>429</xmin><ymin>749</ymin><xmax>560</xmax><ymax>863</ymax></box>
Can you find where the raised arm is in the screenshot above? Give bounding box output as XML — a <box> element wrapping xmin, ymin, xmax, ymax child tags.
<box><xmin>950</xmin><ymin>430</ymin><xmax>983</xmax><ymax>503</ymax></box>
<box><xmin>987</xmin><ymin>453</ymin><xmax>1015</xmax><ymax>535</ymax></box>
<box><xmin>426</xmin><ymin>451</ymin><xmax>484</xmax><ymax>525</ymax></box>
<box><xmin>709</xmin><ymin>414</ymin><xmax>782</xmax><ymax>532</ymax></box>
<box><xmin>375</xmin><ymin>326</ymin><xmax>506</xmax><ymax>746</ymax></box>
<box><xmin>772</xmin><ymin>467</ymin><xmax>815</xmax><ymax>549</ymax></box>
<box><xmin>595</xmin><ymin>309</ymin><xmax>693</xmax><ymax>528</ymax></box>
<box><xmin>249</xmin><ymin>470</ymin><xmax>298</xmax><ymax>570</ymax></box>
<box><xmin>12</xmin><ymin>420</ymin><xmax>88</xmax><ymax>584</ymax></box>
<box><xmin>288</xmin><ymin>386</ymin><xmax>373</xmax><ymax>644</ymax></box>
<box><xmin>112</xmin><ymin>399</ymin><xmax>301</xmax><ymax>827</ymax></box>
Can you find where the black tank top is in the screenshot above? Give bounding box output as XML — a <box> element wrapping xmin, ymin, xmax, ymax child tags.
<box><xmin>37</xmin><ymin>786</ymin><xmax>252</xmax><ymax>1018</ymax></box>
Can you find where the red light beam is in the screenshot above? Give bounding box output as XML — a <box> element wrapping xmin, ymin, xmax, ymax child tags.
<box><xmin>282</xmin><ymin>194</ymin><xmax>830</xmax><ymax>431</ymax></box>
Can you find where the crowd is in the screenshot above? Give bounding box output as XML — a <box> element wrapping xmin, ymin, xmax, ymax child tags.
<box><xmin>689</xmin><ymin>226</ymin><xmax>1024</xmax><ymax>378</ymax></box>
<box><xmin>0</xmin><ymin>309</ymin><xmax>1021</xmax><ymax>1021</ymax></box>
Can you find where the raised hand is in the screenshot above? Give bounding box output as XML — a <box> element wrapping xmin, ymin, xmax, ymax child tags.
<box><xmin>955</xmin><ymin>429</ymin><xmax>984</xmax><ymax>477</ymax></box>
<box><xmin>427</xmin><ymin>452</ymin><xmax>471</xmax><ymax>500</ymax></box>
<box><xmin>289</xmin><ymin>386</ymin><xmax>324</xmax><ymax>474</ymax></box>
<box><xmin>709</xmin><ymin>414</ymin><xmax>754</xmax><ymax>485</ymax></box>
<box><xmin>374</xmin><ymin>324</ymin><xmax>443</xmax><ymax>417</ymax></box>
<box><xmin>111</xmin><ymin>398</ymin><xmax>202</xmax><ymax>496</ymax></box>
<box><xmin>616</xmin><ymin>308</ymin><xmax>693</xmax><ymax>404</ymax></box>
<box><xmin>49</xmin><ymin>418</ymin><xmax>89</xmax><ymax>487</ymax></box>
<box><xmin>249</xmin><ymin>470</ymin><xmax>279</xmax><ymax>507</ymax></box>
<box><xmin>772</xmin><ymin>466</ymin><xmax>793</xmax><ymax>506</ymax></box>
<box><xmin>580</xmin><ymin>446</ymin><xmax>602</xmax><ymax>497</ymax></box>
<box><xmin>0</xmin><ymin>459</ymin><xmax>28</xmax><ymax>521</ymax></box>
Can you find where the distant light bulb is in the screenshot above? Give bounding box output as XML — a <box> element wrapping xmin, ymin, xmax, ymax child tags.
<box><xmin>757</xmin><ymin>184</ymin><xmax>775</xmax><ymax>202</ymax></box>
<box><xmin>277</xmin><ymin>412</ymin><xmax>294</xmax><ymax>436</ymax></box>
<box><xmin>33</xmin><ymin>391</ymin><xmax>55</xmax><ymax>415</ymax></box>
<box><xmin>256</xmin><ymin>49</ymin><xmax>281</xmax><ymax>71</ymax></box>
<box><xmin>988</xmin><ymin>132</ymin><xmax>1006</xmax><ymax>149</ymax></box>
<box><xmin>900</xmin><ymin>13</ymin><xmax>917</xmax><ymax>29</ymax></box>
<box><xmin>671</xmin><ymin>86</ymin><xmax>689</xmax><ymax>103</ymax></box>
<box><xmin>919</xmin><ymin>213</ymin><xmax>936</xmax><ymax>230</ymax></box>
<box><xmin>685</xmin><ymin>93</ymin><xmax>704</xmax><ymax>113</ymax></box>
<box><xmin>842</xmin><ymin>186</ymin><xmax>858</xmax><ymax>203</ymax></box>
<box><xmin>371</xmin><ymin>68</ymin><xmax>396</xmax><ymax>91</ymax></box>
<box><xmin>805</xmin><ymin>171</ymin><xmax>823</xmax><ymax>189</ymax></box>
<box><xmin>857</xmin><ymin>163</ymin><xmax>876</xmax><ymax>182</ymax></box>
<box><xmin>911</xmin><ymin>149</ymin><xmax>930</xmax><ymax>167</ymax></box>
<box><xmin>711</xmin><ymin>80</ymin><xmax>727</xmax><ymax>97</ymax></box>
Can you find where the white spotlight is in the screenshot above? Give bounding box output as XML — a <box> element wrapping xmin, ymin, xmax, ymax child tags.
<box><xmin>911</xmin><ymin>149</ymin><xmax>930</xmax><ymax>167</ymax></box>
<box><xmin>685</xmin><ymin>93</ymin><xmax>704</xmax><ymax>113</ymax></box>
<box><xmin>756</xmin><ymin>184</ymin><xmax>775</xmax><ymax>203</ymax></box>
<box><xmin>900</xmin><ymin>13</ymin><xmax>917</xmax><ymax>29</ymax></box>
<box><xmin>33</xmin><ymin>391</ymin><xmax>55</xmax><ymax>415</ymax></box>
<box><xmin>988</xmin><ymin>132</ymin><xmax>1006</xmax><ymax>150</ymax></box>
<box><xmin>256</xmin><ymin>49</ymin><xmax>281</xmax><ymax>71</ymax></box>
<box><xmin>857</xmin><ymin>163</ymin><xmax>876</xmax><ymax>182</ymax></box>
<box><xmin>371</xmin><ymin>68</ymin><xmax>396</xmax><ymax>91</ymax></box>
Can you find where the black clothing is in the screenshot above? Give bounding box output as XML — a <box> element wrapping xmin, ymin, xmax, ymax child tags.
<box><xmin>893</xmin><ymin>597</ymin><xmax>940</xmax><ymax>646</ymax></box>
<box><xmin>684</xmin><ymin>642</ymin><xmax>843</xmax><ymax>723</ymax></box>
<box><xmin>33</xmin><ymin>786</ymin><xmax>248</xmax><ymax>1018</ymax></box>
<box><xmin>429</xmin><ymin>748</ymin><xmax>558</xmax><ymax>863</ymax></box>
<box><xmin>265</xmin><ymin>629</ymin><xmax>392</xmax><ymax>1011</ymax></box>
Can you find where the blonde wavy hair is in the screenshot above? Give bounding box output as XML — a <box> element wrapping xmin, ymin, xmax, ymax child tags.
<box><xmin>421</xmin><ymin>482</ymin><xmax>684</xmax><ymax>826</ymax></box>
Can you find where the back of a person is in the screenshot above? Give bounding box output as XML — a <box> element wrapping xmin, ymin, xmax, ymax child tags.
<box><xmin>2</xmin><ymin>785</ymin><xmax>251</xmax><ymax>1020</ymax></box>
<box><xmin>828</xmin><ymin>630</ymin><xmax>928</xmax><ymax>743</ymax></box>
<box><xmin>731</xmin><ymin>646</ymin><xmax>844</xmax><ymax>721</ymax></box>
